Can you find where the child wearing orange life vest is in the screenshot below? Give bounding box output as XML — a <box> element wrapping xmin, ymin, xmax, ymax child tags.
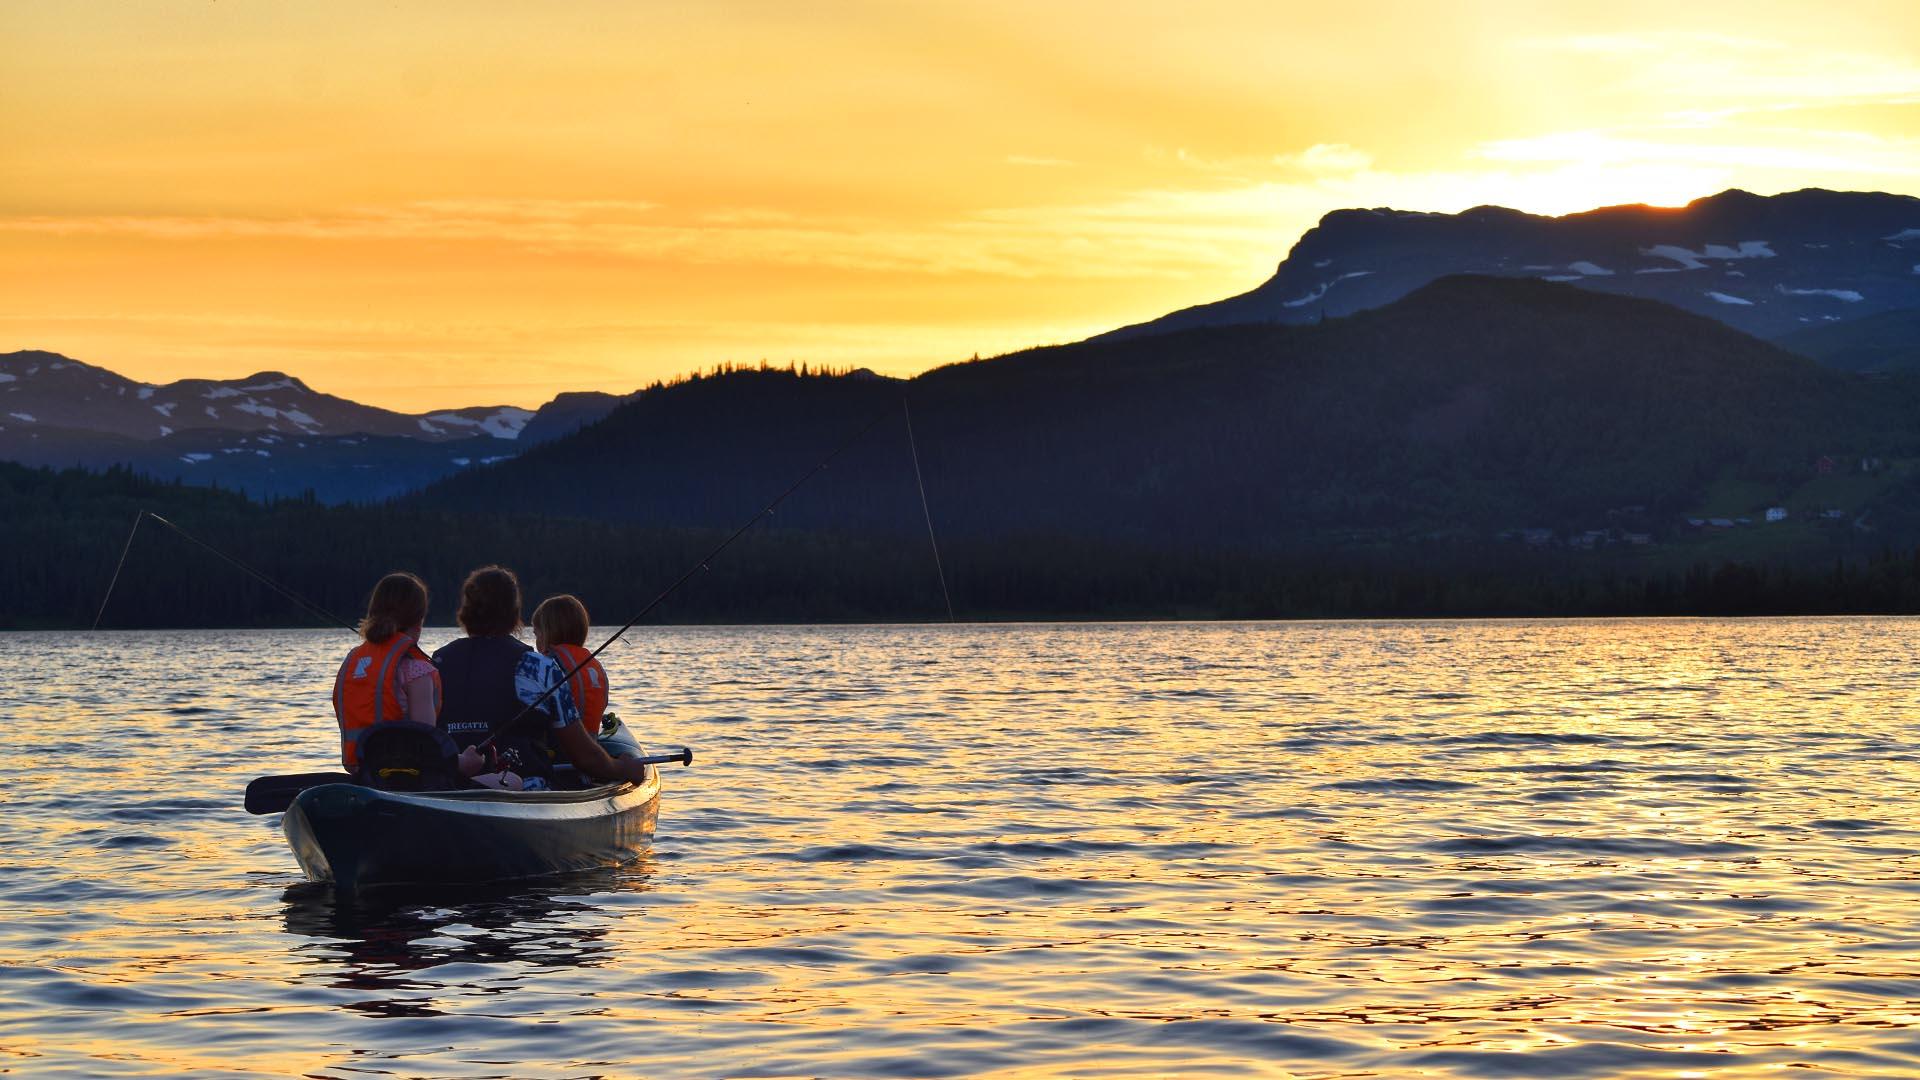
<box><xmin>531</xmin><ymin>594</ymin><xmax>610</xmax><ymax>737</ymax></box>
<box><xmin>332</xmin><ymin>571</ymin><xmax>443</xmax><ymax>773</ymax></box>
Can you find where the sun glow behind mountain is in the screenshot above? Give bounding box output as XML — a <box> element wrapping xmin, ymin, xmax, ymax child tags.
<box><xmin>2</xmin><ymin>1</ymin><xmax>1917</xmax><ymax>408</ymax></box>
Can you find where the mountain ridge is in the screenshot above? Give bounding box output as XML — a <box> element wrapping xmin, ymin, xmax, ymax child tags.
<box><xmin>1098</xmin><ymin>187</ymin><xmax>1920</xmax><ymax>343</ymax></box>
<box><xmin>0</xmin><ymin>349</ymin><xmax>536</xmax><ymax>443</ymax></box>
<box><xmin>0</xmin><ymin>349</ymin><xmax>638</xmax><ymax>501</ymax></box>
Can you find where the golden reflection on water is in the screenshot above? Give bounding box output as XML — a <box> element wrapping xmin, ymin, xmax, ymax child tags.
<box><xmin>5</xmin><ymin>619</ymin><xmax>1920</xmax><ymax>1076</ymax></box>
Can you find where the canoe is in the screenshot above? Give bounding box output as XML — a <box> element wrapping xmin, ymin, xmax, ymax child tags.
<box><xmin>282</xmin><ymin>722</ymin><xmax>661</xmax><ymax>892</ymax></box>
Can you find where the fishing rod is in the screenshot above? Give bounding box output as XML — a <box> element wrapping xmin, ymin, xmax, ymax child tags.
<box><xmin>93</xmin><ymin>510</ymin><xmax>358</xmax><ymax>633</ymax></box>
<box><xmin>478</xmin><ymin>405</ymin><xmax>896</xmax><ymax>750</ymax></box>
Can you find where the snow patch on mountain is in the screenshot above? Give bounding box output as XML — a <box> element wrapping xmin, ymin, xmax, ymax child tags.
<box><xmin>1283</xmin><ymin>271</ymin><xmax>1373</xmax><ymax>309</ymax></box>
<box><xmin>136</xmin><ymin>386</ymin><xmax>154</xmax><ymax>400</ymax></box>
<box><xmin>1707</xmin><ymin>291</ymin><xmax>1754</xmax><ymax>306</ymax></box>
<box><xmin>1777</xmin><ymin>285</ymin><xmax>1864</xmax><ymax>302</ymax></box>
<box><xmin>203</xmin><ymin>387</ymin><xmax>242</xmax><ymax>399</ymax></box>
<box><xmin>424</xmin><ymin>408</ymin><xmax>535</xmax><ymax>440</ymax></box>
<box><xmin>1567</xmin><ymin>261</ymin><xmax>1613</xmax><ymax>277</ymax></box>
<box><xmin>152</xmin><ymin>402</ymin><xmax>175</xmax><ymax>417</ymax></box>
<box><xmin>0</xmin><ymin>374</ymin><xmax>15</xmax><ymax>385</ymax></box>
<box><xmin>10</xmin><ymin>412</ymin><xmax>34</xmax><ymax>423</ymax></box>
<box><xmin>1885</xmin><ymin>228</ymin><xmax>1920</xmax><ymax>243</ymax></box>
<box><xmin>179</xmin><ymin>453</ymin><xmax>212</xmax><ymax>464</ymax></box>
<box><xmin>1642</xmin><ymin>241</ymin><xmax>1776</xmax><ymax>271</ymax></box>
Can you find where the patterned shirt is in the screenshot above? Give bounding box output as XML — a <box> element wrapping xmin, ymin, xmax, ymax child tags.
<box><xmin>515</xmin><ymin>648</ymin><xmax>581</xmax><ymax>729</ymax></box>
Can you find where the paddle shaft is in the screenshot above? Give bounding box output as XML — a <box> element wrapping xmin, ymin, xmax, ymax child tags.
<box><xmin>244</xmin><ymin>748</ymin><xmax>694</xmax><ymax>815</ymax></box>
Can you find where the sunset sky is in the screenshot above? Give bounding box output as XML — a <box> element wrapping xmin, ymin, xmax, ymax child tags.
<box><xmin>4</xmin><ymin>1</ymin><xmax>1918</xmax><ymax>409</ymax></box>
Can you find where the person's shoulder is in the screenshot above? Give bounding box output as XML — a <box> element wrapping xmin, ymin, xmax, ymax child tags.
<box><xmin>515</xmin><ymin>647</ymin><xmax>561</xmax><ymax>675</ymax></box>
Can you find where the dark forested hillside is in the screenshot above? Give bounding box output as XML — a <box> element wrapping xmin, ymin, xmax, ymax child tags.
<box><xmin>413</xmin><ymin>276</ymin><xmax>1913</xmax><ymax>547</ymax></box>
<box><xmin>2</xmin><ymin>463</ymin><xmax>960</xmax><ymax>629</ymax></box>
<box><xmin>1778</xmin><ymin>308</ymin><xmax>1920</xmax><ymax>373</ymax></box>
<box><xmin>21</xmin><ymin>460</ymin><xmax>1920</xmax><ymax>630</ymax></box>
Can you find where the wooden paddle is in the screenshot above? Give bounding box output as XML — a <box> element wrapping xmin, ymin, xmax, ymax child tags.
<box><xmin>244</xmin><ymin>748</ymin><xmax>695</xmax><ymax>815</ymax></box>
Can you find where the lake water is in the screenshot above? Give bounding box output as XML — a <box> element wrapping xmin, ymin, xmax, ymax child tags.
<box><xmin>6</xmin><ymin>619</ymin><xmax>1920</xmax><ymax>1078</ymax></box>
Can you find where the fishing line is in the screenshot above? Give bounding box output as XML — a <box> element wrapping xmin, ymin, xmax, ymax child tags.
<box><xmin>902</xmin><ymin>398</ymin><xmax>955</xmax><ymax>622</ymax></box>
<box><xmin>92</xmin><ymin>511</ymin><xmax>145</xmax><ymax>631</ymax></box>
<box><xmin>92</xmin><ymin>510</ymin><xmax>359</xmax><ymax>633</ymax></box>
<box><xmin>480</xmin><ymin>405</ymin><xmax>896</xmax><ymax>749</ymax></box>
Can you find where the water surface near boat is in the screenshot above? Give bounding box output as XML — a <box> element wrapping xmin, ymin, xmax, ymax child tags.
<box><xmin>6</xmin><ymin>619</ymin><xmax>1920</xmax><ymax>1077</ymax></box>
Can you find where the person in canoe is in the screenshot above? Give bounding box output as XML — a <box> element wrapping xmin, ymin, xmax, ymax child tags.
<box><xmin>331</xmin><ymin>571</ymin><xmax>444</xmax><ymax>774</ymax></box>
<box><xmin>433</xmin><ymin>565</ymin><xmax>651</xmax><ymax>789</ymax></box>
<box><xmin>531</xmin><ymin>593</ymin><xmax>609</xmax><ymax>737</ymax></box>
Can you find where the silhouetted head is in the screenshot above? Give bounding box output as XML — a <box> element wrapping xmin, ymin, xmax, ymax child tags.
<box><xmin>360</xmin><ymin>571</ymin><xmax>428</xmax><ymax>643</ymax></box>
<box><xmin>457</xmin><ymin>565</ymin><xmax>522</xmax><ymax>637</ymax></box>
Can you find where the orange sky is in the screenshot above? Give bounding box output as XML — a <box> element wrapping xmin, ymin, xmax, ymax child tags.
<box><xmin>3</xmin><ymin>1</ymin><xmax>1918</xmax><ymax>409</ymax></box>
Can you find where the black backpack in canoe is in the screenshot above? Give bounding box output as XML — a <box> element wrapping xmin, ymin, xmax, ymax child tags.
<box><xmin>354</xmin><ymin>722</ymin><xmax>465</xmax><ymax>791</ymax></box>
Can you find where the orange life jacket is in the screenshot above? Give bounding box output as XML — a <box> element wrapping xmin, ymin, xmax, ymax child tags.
<box><xmin>332</xmin><ymin>634</ymin><xmax>441</xmax><ymax>770</ymax></box>
<box><xmin>547</xmin><ymin>643</ymin><xmax>608</xmax><ymax>736</ymax></box>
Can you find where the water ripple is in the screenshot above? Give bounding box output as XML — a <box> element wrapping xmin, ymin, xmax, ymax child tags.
<box><xmin>7</xmin><ymin>618</ymin><xmax>1920</xmax><ymax>1077</ymax></box>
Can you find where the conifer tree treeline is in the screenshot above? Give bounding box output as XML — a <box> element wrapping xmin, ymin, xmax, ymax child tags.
<box><xmin>12</xmin><ymin>461</ymin><xmax>1920</xmax><ymax>630</ymax></box>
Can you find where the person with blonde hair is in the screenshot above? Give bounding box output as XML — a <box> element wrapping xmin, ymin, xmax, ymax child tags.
<box><xmin>532</xmin><ymin>594</ymin><xmax>609</xmax><ymax>737</ymax></box>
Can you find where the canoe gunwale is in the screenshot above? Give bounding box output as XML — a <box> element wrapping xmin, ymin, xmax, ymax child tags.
<box><xmin>298</xmin><ymin>772</ymin><xmax>659</xmax><ymax>821</ymax></box>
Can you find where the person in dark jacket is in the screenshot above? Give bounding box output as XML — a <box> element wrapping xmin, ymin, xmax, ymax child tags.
<box><xmin>432</xmin><ymin>565</ymin><xmax>650</xmax><ymax>788</ymax></box>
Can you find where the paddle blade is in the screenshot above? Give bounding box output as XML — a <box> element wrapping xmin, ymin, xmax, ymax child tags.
<box><xmin>245</xmin><ymin>772</ymin><xmax>354</xmax><ymax>815</ymax></box>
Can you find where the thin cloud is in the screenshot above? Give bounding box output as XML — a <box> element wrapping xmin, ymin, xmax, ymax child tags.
<box><xmin>0</xmin><ymin>198</ymin><xmax>1247</xmax><ymax>281</ymax></box>
<box><xmin>1274</xmin><ymin>144</ymin><xmax>1374</xmax><ymax>174</ymax></box>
